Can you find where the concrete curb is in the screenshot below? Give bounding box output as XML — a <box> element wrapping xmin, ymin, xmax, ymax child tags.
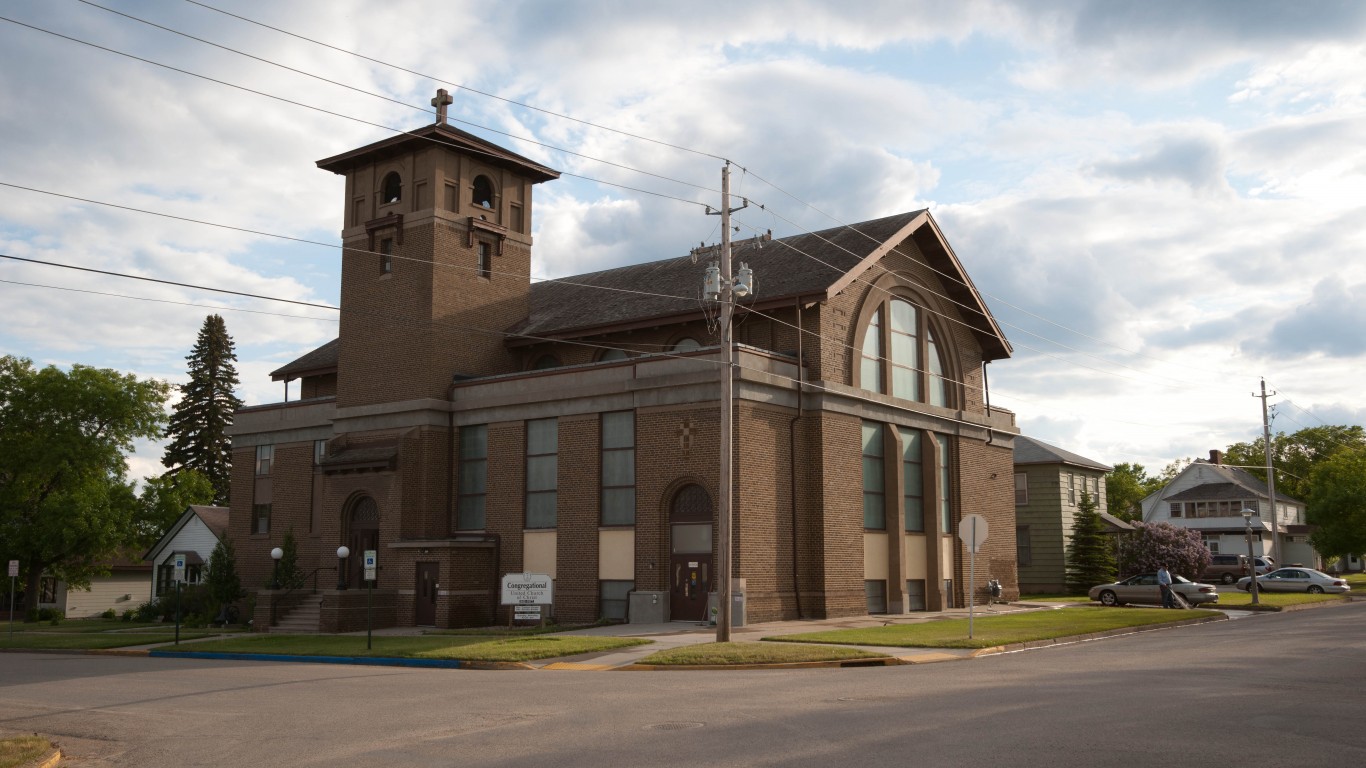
<box><xmin>971</xmin><ymin>612</ymin><xmax>1228</xmax><ymax>656</ymax></box>
<box><xmin>617</xmin><ymin>656</ymin><xmax>904</xmax><ymax>671</ymax></box>
<box><xmin>29</xmin><ymin>745</ymin><xmax>62</xmax><ymax>768</ymax></box>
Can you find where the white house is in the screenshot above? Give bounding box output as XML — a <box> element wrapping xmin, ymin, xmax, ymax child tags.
<box><xmin>143</xmin><ymin>505</ymin><xmax>229</xmax><ymax>599</ymax></box>
<box><xmin>1140</xmin><ymin>451</ymin><xmax>1319</xmax><ymax>568</ymax></box>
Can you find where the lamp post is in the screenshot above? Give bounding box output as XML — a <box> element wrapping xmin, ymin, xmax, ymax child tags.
<box><xmin>270</xmin><ymin>547</ymin><xmax>283</xmax><ymax>591</ymax></box>
<box><xmin>336</xmin><ymin>546</ymin><xmax>350</xmax><ymax>591</ymax></box>
<box><xmin>1241</xmin><ymin>509</ymin><xmax>1259</xmax><ymax>605</ymax></box>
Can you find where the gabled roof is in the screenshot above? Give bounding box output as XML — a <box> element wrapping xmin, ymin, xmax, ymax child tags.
<box><xmin>1013</xmin><ymin>435</ymin><xmax>1113</xmax><ymax>472</ymax></box>
<box><xmin>1164</xmin><ymin>459</ymin><xmax>1303</xmax><ymax>504</ymax></box>
<box><xmin>509</xmin><ymin>210</ymin><xmax>1012</xmax><ymax>359</ymax></box>
<box><xmin>143</xmin><ymin>505</ymin><xmax>229</xmax><ymax>562</ymax></box>
<box><xmin>317</xmin><ymin>123</ymin><xmax>560</xmax><ymax>183</ymax></box>
<box><xmin>271</xmin><ymin>338</ymin><xmax>339</xmax><ymax>381</ymax></box>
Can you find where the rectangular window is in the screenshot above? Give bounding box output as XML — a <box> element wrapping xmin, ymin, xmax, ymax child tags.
<box><xmin>943</xmin><ymin>579</ymin><xmax>955</xmax><ymax>609</ymax></box>
<box><xmin>525</xmin><ymin>418</ymin><xmax>558</xmax><ymax>528</ymax></box>
<box><xmin>1203</xmin><ymin>535</ymin><xmax>1220</xmax><ymax>554</ymax></box>
<box><xmin>457</xmin><ymin>425</ymin><xmax>488</xmax><ymax>530</ymax></box>
<box><xmin>862</xmin><ymin>422</ymin><xmax>885</xmax><ymax>529</ymax></box>
<box><xmin>156</xmin><ymin>563</ymin><xmax>173</xmax><ymax>597</ymax></box>
<box><xmin>255</xmin><ymin>445</ymin><xmax>273</xmax><ymax>475</ymax></box>
<box><xmin>600</xmin><ymin>580</ymin><xmax>633</xmax><ymax>621</ymax></box>
<box><xmin>1014</xmin><ymin>472</ymin><xmax>1028</xmax><ymax>506</ymax></box>
<box><xmin>253</xmin><ymin>503</ymin><xmax>272</xmax><ymax>534</ymax></box>
<box><xmin>380</xmin><ymin>237</ymin><xmax>393</xmax><ymax>274</ymax></box>
<box><xmin>905</xmin><ymin>579</ymin><xmax>927</xmax><ymax>611</ymax></box>
<box><xmin>936</xmin><ymin>434</ymin><xmax>952</xmax><ymax>532</ymax></box>
<box><xmin>1017</xmin><ymin>525</ymin><xmax>1032</xmax><ymax>566</ymax></box>
<box><xmin>39</xmin><ymin>576</ymin><xmax>57</xmax><ymax>604</ymax></box>
<box><xmin>865</xmin><ymin>580</ymin><xmax>887</xmax><ymax>614</ymax></box>
<box><xmin>1066</xmin><ymin>473</ymin><xmax>1076</xmax><ymax>506</ymax></box>
<box><xmin>900</xmin><ymin>427</ymin><xmax>923</xmax><ymax>532</ymax></box>
<box><xmin>889</xmin><ymin>300</ymin><xmax>920</xmax><ymax>401</ymax></box>
<box><xmin>314</xmin><ymin>439</ymin><xmax>327</xmax><ymax>465</ymax></box>
<box><xmin>601</xmin><ymin>411</ymin><xmax>636</xmax><ymax>525</ymax></box>
<box><xmin>478</xmin><ymin>241</ymin><xmax>492</xmax><ymax>279</ymax></box>
<box><xmin>1170</xmin><ymin>502</ymin><xmax>1184</xmax><ymax>518</ymax></box>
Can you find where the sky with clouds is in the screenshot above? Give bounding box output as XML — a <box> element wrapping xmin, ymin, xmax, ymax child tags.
<box><xmin>2</xmin><ymin>0</ymin><xmax>1364</xmax><ymax>483</ymax></box>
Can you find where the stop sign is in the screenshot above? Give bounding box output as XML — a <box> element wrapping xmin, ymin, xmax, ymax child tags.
<box><xmin>959</xmin><ymin>514</ymin><xmax>989</xmax><ymax>553</ymax></box>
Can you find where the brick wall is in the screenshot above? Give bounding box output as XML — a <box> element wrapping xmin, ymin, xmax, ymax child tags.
<box><xmin>555</xmin><ymin>413</ymin><xmax>600</xmax><ymax>624</ymax></box>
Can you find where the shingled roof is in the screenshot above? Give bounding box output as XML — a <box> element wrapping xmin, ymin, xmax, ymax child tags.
<box><xmin>509</xmin><ymin>210</ymin><xmax>1011</xmax><ymax>359</ymax></box>
<box><xmin>1165</xmin><ymin>460</ymin><xmax>1303</xmax><ymax>504</ymax></box>
<box><xmin>317</xmin><ymin>123</ymin><xmax>560</xmax><ymax>183</ymax></box>
<box><xmin>1013</xmin><ymin>435</ymin><xmax>1113</xmax><ymax>472</ymax></box>
<box><xmin>271</xmin><ymin>338</ymin><xmax>339</xmax><ymax>381</ymax></box>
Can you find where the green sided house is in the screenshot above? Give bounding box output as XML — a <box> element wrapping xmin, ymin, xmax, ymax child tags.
<box><xmin>1013</xmin><ymin>435</ymin><xmax>1116</xmax><ymax>594</ymax></box>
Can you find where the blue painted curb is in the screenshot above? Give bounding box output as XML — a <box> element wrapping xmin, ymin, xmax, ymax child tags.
<box><xmin>148</xmin><ymin>650</ymin><xmax>469</xmax><ymax>669</ymax></box>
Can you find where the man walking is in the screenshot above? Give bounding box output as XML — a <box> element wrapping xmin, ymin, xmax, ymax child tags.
<box><xmin>1157</xmin><ymin>565</ymin><xmax>1175</xmax><ymax>609</ymax></box>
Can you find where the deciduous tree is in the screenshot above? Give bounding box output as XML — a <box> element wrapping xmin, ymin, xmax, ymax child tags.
<box><xmin>0</xmin><ymin>356</ymin><xmax>169</xmax><ymax>612</ymax></box>
<box><xmin>1225</xmin><ymin>425</ymin><xmax>1366</xmax><ymax>502</ymax></box>
<box><xmin>1105</xmin><ymin>463</ymin><xmax>1162</xmax><ymax>522</ymax></box>
<box><xmin>1118</xmin><ymin>521</ymin><xmax>1211</xmax><ymax>581</ymax></box>
<box><xmin>1306</xmin><ymin>446</ymin><xmax>1366</xmax><ymax>561</ymax></box>
<box><xmin>163</xmin><ymin>315</ymin><xmax>243</xmax><ymax>505</ymax></box>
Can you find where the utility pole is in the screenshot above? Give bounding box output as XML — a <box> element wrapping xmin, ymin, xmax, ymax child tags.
<box><xmin>705</xmin><ymin>162</ymin><xmax>748</xmax><ymax>643</ymax></box>
<box><xmin>1256</xmin><ymin>378</ymin><xmax>1281</xmax><ymax>565</ymax></box>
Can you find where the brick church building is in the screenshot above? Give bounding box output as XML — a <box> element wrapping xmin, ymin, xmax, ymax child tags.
<box><xmin>228</xmin><ymin>94</ymin><xmax>1021</xmax><ymax>631</ymax></box>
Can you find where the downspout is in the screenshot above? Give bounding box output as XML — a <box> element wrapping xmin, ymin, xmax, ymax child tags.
<box><xmin>446</xmin><ymin>378</ymin><xmax>457</xmax><ymax>529</ymax></box>
<box><xmin>787</xmin><ymin>297</ymin><xmax>805</xmax><ymax>619</ymax></box>
<box><xmin>983</xmin><ymin>362</ymin><xmax>992</xmax><ymax>445</ymax></box>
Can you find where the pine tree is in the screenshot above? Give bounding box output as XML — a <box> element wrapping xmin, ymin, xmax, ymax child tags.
<box><xmin>1065</xmin><ymin>491</ymin><xmax>1117</xmax><ymax>595</ymax></box>
<box><xmin>205</xmin><ymin>535</ymin><xmax>246</xmax><ymax>620</ymax></box>
<box><xmin>163</xmin><ymin>315</ymin><xmax>243</xmax><ymax>504</ymax></box>
<box><xmin>276</xmin><ymin>529</ymin><xmax>305</xmax><ymax>590</ymax></box>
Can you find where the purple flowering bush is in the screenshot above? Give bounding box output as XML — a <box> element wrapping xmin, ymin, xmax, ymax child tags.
<box><xmin>1119</xmin><ymin>522</ymin><xmax>1212</xmax><ymax>581</ymax></box>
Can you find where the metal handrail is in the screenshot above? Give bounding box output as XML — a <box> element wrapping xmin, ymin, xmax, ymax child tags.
<box><xmin>270</xmin><ymin>566</ymin><xmax>336</xmax><ymax>626</ymax></box>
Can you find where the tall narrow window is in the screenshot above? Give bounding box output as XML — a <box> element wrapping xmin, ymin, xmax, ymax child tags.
<box><xmin>381</xmin><ymin>172</ymin><xmax>401</xmax><ymax>204</ymax></box>
<box><xmin>477</xmin><ymin>241</ymin><xmax>491</xmax><ymax>278</ymax></box>
<box><xmin>862</xmin><ymin>421</ymin><xmax>885</xmax><ymax>529</ymax></box>
<box><xmin>380</xmin><ymin>238</ymin><xmax>393</xmax><ymax>274</ymax></box>
<box><xmin>457</xmin><ymin>425</ymin><xmax>488</xmax><ymax>530</ymax></box>
<box><xmin>860</xmin><ymin>308</ymin><xmax>884</xmax><ymax>394</ymax></box>
<box><xmin>936</xmin><ymin>434</ymin><xmax>952</xmax><ymax>533</ymax></box>
<box><xmin>601</xmin><ymin>411</ymin><xmax>635</xmax><ymax>525</ymax></box>
<box><xmin>1014</xmin><ymin>472</ymin><xmax>1028</xmax><ymax>505</ymax></box>
<box><xmin>889</xmin><ymin>299</ymin><xmax>919</xmax><ymax>400</ymax></box>
<box><xmin>900</xmin><ymin>427</ymin><xmax>924</xmax><ymax>532</ymax></box>
<box><xmin>253</xmin><ymin>502</ymin><xmax>271</xmax><ymax>534</ymax></box>
<box><xmin>1017</xmin><ymin>525</ymin><xmax>1032</xmax><ymax>566</ymax></box>
<box><xmin>865</xmin><ymin>580</ymin><xmax>887</xmax><ymax>614</ymax></box>
<box><xmin>526</xmin><ymin>418</ymin><xmax>558</xmax><ymax>528</ymax></box>
<box><xmin>905</xmin><ymin>579</ymin><xmax>927</xmax><ymax>611</ymax></box>
<box><xmin>255</xmin><ymin>445</ymin><xmax>273</xmax><ymax>475</ymax></box>
<box><xmin>472</xmin><ymin>175</ymin><xmax>494</xmax><ymax>209</ymax></box>
<box><xmin>1067</xmin><ymin>473</ymin><xmax>1076</xmax><ymax>506</ymax></box>
<box><xmin>927</xmin><ymin>326</ymin><xmax>947</xmax><ymax>406</ymax></box>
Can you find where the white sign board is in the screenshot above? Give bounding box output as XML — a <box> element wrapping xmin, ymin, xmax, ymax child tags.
<box><xmin>501</xmin><ymin>573</ymin><xmax>553</xmax><ymax>605</ymax></box>
<box><xmin>363</xmin><ymin>550</ymin><xmax>377</xmax><ymax>581</ymax></box>
<box><xmin>959</xmin><ymin>514</ymin><xmax>989</xmax><ymax>554</ymax></box>
<box><xmin>7</xmin><ymin>560</ymin><xmax>17</xmax><ymax>578</ymax></box>
<box><xmin>173</xmin><ymin>554</ymin><xmax>187</xmax><ymax>583</ymax></box>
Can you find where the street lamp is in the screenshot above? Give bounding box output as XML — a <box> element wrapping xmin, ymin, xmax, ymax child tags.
<box><xmin>1241</xmin><ymin>508</ymin><xmax>1259</xmax><ymax>605</ymax></box>
<box><xmin>270</xmin><ymin>547</ymin><xmax>283</xmax><ymax>591</ymax></box>
<box><xmin>336</xmin><ymin>546</ymin><xmax>350</xmax><ymax>591</ymax></box>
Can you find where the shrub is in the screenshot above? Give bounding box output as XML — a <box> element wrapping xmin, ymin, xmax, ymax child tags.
<box><xmin>1118</xmin><ymin>521</ymin><xmax>1212</xmax><ymax>580</ymax></box>
<box><xmin>122</xmin><ymin>609</ymin><xmax>134</xmax><ymax>622</ymax></box>
<box><xmin>101</xmin><ymin>608</ymin><xmax>117</xmax><ymax>620</ymax></box>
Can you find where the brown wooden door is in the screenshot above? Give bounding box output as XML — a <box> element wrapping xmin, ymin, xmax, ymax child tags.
<box><xmin>668</xmin><ymin>484</ymin><xmax>715</xmax><ymax>622</ymax></box>
<box><xmin>415</xmin><ymin>562</ymin><xmax>438</xmax><ymax>626</ymax></box>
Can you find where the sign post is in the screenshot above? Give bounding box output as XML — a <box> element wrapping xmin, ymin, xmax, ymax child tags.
<box><xmin>8</xmin><ymin>560</ymin><xmax>17</xmax><ymax>642</ymax></box>
<box><xmin>958</xmin><ymin>514</ymin><xmax>989</xmax><ymax>640</ymax></box>
<box><xmin>172</xmin><ymin>554</ymin><xmax>187</xmax><ymax>645</ymax></box>
<box><xmin>364</xmin><ymin>550</ymin><xmax>376</xmax><ymax>650</ymax></box>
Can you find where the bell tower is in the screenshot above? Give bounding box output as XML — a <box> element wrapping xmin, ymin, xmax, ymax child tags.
<box><xmin>317</xmin><ymin>89</ymin><xmax>560</xmax><ymax>408</ymax></box>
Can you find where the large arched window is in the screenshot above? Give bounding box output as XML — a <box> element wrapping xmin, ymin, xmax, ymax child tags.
<box><xmin>857</xmin><ymin>295</ymin><xmax>952</xmax><ymax>407</ymax></box>
<box><xmin>472</xmin><ymin>175</ymin><xmax>495</xmax><ymax>209</ymax></box>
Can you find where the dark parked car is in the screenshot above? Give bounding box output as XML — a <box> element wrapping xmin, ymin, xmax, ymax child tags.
<box><xmin>1202</xmin><ymin>554</ymin><xmax>1248</xmax><ymax>584</ymax></box>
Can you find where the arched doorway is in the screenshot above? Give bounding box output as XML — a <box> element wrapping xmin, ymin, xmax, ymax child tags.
<box><xmin>345</xmin><ymin>495</ymin><xmax>380</xmax><ymax>588</ymax></box>
<box><xmin>669</xmin><ymin>484</ymin><xmax>713</xmax><ymax>621</ymax></box>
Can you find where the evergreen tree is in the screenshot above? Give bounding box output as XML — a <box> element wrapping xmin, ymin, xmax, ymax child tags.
<box><xmin>1065</xmin><ymin>491</ymin><xmax>1117</xmax><ymax>594</ymax></box>
<box><xmin>163</xmin><ymin>315</ymin><xmax>243</xmax><ymax>505</ymax></box>
<box><xmin>205</xmin><ymin>535</ymin><xmax>246</xmax><ymax>619</ymax></box>
<box><xmin>275</xmin><ymin>529</ymin><xmax>305</xmax><ymax>590</ymax></box>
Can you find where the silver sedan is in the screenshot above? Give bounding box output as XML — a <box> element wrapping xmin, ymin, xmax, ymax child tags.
<box><xmin>1090</xmin><ymin>573</ymin><xmax>1220</xmax><ymax>607</ymax></box>
<box><xmin>1236</xmin><ymin>568</ymin><xmax>1351</xmax><ymax>594</ymax></box>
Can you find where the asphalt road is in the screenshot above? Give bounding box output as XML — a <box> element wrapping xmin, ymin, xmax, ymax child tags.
<box><xmin>2</xmin><ymin>603</ymin><xmax>1364</xmax><ymax>767</ymax></box>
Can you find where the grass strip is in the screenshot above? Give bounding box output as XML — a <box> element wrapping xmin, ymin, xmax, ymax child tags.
<box><xmin>1212</xmin><ymin>591</ymin><xmax>1349</xmax><ymax>608</ymax></box>
<box><xmin>767</xmin><ymin>606</ymin><xmax>1221</xmax><ymax>649</ymax></box>
<box><xmin>1016</xmin><ymin>594</ymin><xmax>1092</xmax><ymax>603</ymax></box>
<box><xmin>157</xmin><ymin>634</ymin><xmax>649</xmax><ymax>662</ymax></box>
<box><xmin>1</xmin><ymin>632</ymin><xmax>219</xmax><ymax>650</ymax></box>
<box><xmin>3</xmin><ymin>620</ymin><xmax>181</xmax><ymax>634</ymax></box>
<box><xmin>638</xmin><ymin>641</ymin><xmax>888</xmax><ymax>666</ymax></box>
<box><xmin>0</xmin><ymin>735</ymin><xmax>51</xmax><ymax>768</ymax></box>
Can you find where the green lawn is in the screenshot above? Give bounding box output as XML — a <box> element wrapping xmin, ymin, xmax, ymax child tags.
<box><xmin>1</xmin><ymin>632</ymin><xmax>220</xmax><ymax>650</ymax></box>
<box><xmin>158</xmin><ymin>634</ymin><xmax>649</xmax><ymax>662</ymax></box>
<box><xmin>1341</xmin><ymin>572</ymin><xmax>1366</xmax><ymax>589</ymax></box>
<box><xmin>2</xmin><ymin>619</ymin><xmax>181</xmax><ymax>634</ymax></box>
<box><xmin>767</xmin><ymin>606</ymin><xmax>1221</xmax><ymax>649</ymax></box>
<box><xmin>638</xmin><ymin>641</ymin><xmax>888</xmax><ymax>666</ymax></box>
<box><xmin>1213</xmin><ymin>590</ymin><xmax>1350</xmax><ymax>608</ymax></box>
<box><xmin>1016</xmin><ymin>594</ymin><xmax>1092</xmax><ymax>603</ymax></box>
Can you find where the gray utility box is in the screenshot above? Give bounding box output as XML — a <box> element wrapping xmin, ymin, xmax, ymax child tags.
<box><xmin>706</xmin><ymin>578</ymin><xmax>746</xmax><ymax>628</ymax></box>
<box><xmin>628</xmin><ymin>591</ymin><xmax>668</xmax><ymax>624</ymax></box>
